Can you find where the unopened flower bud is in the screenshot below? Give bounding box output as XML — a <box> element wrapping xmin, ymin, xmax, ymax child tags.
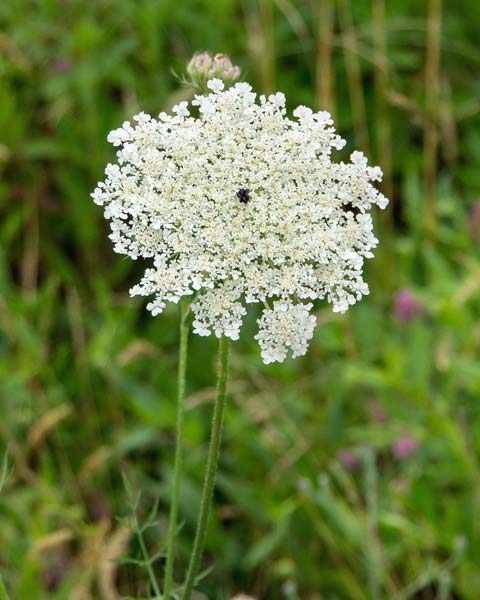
<box><xmin>223</xmin><ymin>65</ymin><xmax>241</xmax><ymax>80</ymax></box>
<box><xmin>213</xmin><ymin>53</ymin><xmax>231</xmax><ymax>70</ymax></box>
<box><xmin>186</xmin><ymin>51</ymin><xmax>240</xmax><ymax>87</ymax></box>
<box><xmin>187</xmin><ymin>51</ymin><xmax>214</xmax><ymax>77</ymax></box>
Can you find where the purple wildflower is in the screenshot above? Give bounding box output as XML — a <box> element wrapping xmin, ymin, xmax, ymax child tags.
<box><xmin>393</xmin><ymin>435</ymin><xmax>419</xmax><ymax>460</ymax></box>
<box><xmin>394</xmin><ymin>290</ymin><xmax>424</xmax><ymax>323</ymax></box>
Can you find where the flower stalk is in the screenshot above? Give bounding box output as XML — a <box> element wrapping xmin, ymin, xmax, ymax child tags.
<box><xmin>181</xmin><ymin>335</ymin><xmax>230</xmax><ymax>600</ymax></box>
<box><xmin>163</xmin><ymin>299</ymin><xmax>191</xmax><ymax>599</ymax></box>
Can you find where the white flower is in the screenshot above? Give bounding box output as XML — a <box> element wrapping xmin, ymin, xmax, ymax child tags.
<box><xmin>255</xmin><ymin>301</ymin><xmax>317</xmax><ymax>364</ymax></box>
<box><xmin>206</xmin><ymin>78</ymin><xmax>224</xmax><ymax>93</ymax></box>
<box><xmin>92</xmin><ymin>80</ymin><xmax>388</xmax><ymax>363</ymax></box>
<box><xmin>192</xmin><ymin>281</ymin><xmax>246</xmax><ymax>341</ymax></box>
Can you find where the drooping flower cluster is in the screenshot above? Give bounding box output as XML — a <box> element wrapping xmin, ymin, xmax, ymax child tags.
<box><xmin>92</xmin><ymin>79</ymin><xmax>388</xmax><ymax>363</ymax></box>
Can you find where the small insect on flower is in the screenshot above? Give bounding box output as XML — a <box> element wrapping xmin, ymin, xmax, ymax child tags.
<box><xmin>236</xmin><ymin>188</ymin><xmax>250</xmax><ymax>204</ymax></box>
<box><xmin>92</xmin><ymin>78</ymin><xmax>388</xmax><ymax>363</ymax></box>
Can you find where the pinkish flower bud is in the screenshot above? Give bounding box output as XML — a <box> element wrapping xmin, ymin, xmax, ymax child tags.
<box><xmin>186</xmin><ymin>52</ymin><xmax>241</xmax><ymax>86</ymax></box>
<box><xmin>213</xmin><ymin>53</ymin><xmax>232</xmax><ymax>69</ymax></box>
<box><xmin>230</xmin><ymin>596</ymin><xmax>256</xmax><ymax>600</ymax></box>
<box><xmin>393</xmin><ymin>435</ymin><xmax>419</xmax><ymax>460</ymax></box>
<box><xmin>394</xmin><ymin>290</ymin><xmax>424</xmax><ymax>323</ymax></box>
<box><xmin>187</xmin><ymin>51</ymin><xmax>214</xmax><ymax>77</ymax></box>
<box><xmin>223</xmin><ymin>65</ymin><xmax>241</xmax><ymax>80</ymax></box>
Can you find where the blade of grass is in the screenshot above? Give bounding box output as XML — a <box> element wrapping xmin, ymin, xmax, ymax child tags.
<box><xmin>423</xmin><ymin>0</ymin><xmax>443</xmax><ymax>241</ymax></box>
<box><xmin>245</xmin><ymin>0</ymin><xmax>276</xmax><ymax>95</ymax></box>
<box><xmin>362</xmin><ymin>447</ymin><xmax>382</xmax><ymax>600</ymax></box>
<box><xmin>0</xmin><ymin>575</ymin><xmax>10</xmax><ymax>600</ymax></box>
<box><xmin>313</xmin><ymin>0</ymin><xmax>336</xmax><ymax>115</ymax></box>
<box><xmin>372</xmin><ymin>0</ymin><xmax>395</xmax><ymax>288</ymax></box>
<box><xmin>337</xmin><ymin>0</ymin><xmax>370</xmax><ymax>153</ymax></box>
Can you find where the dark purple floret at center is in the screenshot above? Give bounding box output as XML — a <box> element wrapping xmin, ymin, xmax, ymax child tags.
<box><xmin>236</xmin><ymin>188</ymin><xmax>250</xmax><ymax>204</ymax></box>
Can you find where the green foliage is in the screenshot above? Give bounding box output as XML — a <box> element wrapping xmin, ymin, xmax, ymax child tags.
<box><xmin>1</xmin><ymin>0</ymin><xmax>480</xmax><ymax>598</ymax></box>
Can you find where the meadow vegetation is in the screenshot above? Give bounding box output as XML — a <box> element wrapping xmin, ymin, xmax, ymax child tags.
<box><xmin>1</xmin><ymin>0</ymin><xmax>480</xmax><ymax>598</ymax></box>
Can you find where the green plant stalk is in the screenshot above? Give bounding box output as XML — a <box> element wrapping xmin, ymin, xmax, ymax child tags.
<box><xmin>137</xmin><ymin>524</ymin><xmax>162</xmax><ymax>599</ymax></box>
<box><xmin>372</xmin><ymin>0</ymin><xmax>395</xmax><ymax>290</ymax></box>
<box><xmin>363</xmin><ymin>446</ymin><xmax>382</xmax><ymax>600</ymax></box>
<box><xmin>337</xmin><ymin>0</ymin><xmax>370</xmax><ymax>154</ymax></box>
<box><xmin>314</xmin><ymin>0</ymin><xmax>335</xmax><ymax>115</ymax></box>
<box><xmin>181</xmin><ymin>335</ymin><xmax>230</xmax><ymax>600</ymax></box>
<box><xmin>0</xmin><ymin>575</ymin><xmax>10</xmax><ymax>600</ymax></box>
<box><xmin>423</xmin><ymin>0</ymin><xmax>442</xmax><ymax>241</ymax></box>
<box><xmin>163</xmin><ymin>300</ymin><xmax>191</xmax><ymax>599</ymax></box>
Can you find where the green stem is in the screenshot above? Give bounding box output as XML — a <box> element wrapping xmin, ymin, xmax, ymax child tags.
<box><xmin>163</xmin><ymin>300</ymin><xmax>190</xmax><ymax>599</ymax></box>
<box><xmin>181</xmin><ymin>335</ymin><xmax>230</xmax><ymax>600</ymax></box>
<box><xmin>0</xmin><ymin>575</ymin><xmax>10</xmax><ymax>600</ymax></box>
<box><xmin>363</xmin><ymin>446</ymin><xmax>382</xmax><ymax>600</ymax></box>
<box><xmin>138</xmin><ymin>526</ymin><xmax>162</xmax><ymax>599</ymax></box>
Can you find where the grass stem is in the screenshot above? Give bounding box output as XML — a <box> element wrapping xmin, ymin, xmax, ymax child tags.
<box><xmin>314</xmin><ymin>0</ymin><xmax>335</xmax><ymax>115</ymax></box>
<box><xmin>372</xmin><ymin>0</ymin><xmax>395</xmax><ymax>287</ymax></box>
<box><xmin>423</xmin><ymin>0</ymin><xmax>443</xmax><ymax>241</ymax></box>
<box><xmin>363</xmin><ymin>447</ymin><xmax>382</xmax><ymax>600</ymax></box>
<box><xmin>337</xmin><ymin>0</ymin><xmax>370</xmax><ymax>153</ymax></box>
<box><xmin>0</xmin><ymin>575</ymin><xmax>10</xmax><ymax>600</ymax></box>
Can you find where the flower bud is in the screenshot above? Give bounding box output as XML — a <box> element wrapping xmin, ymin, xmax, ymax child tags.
<box><xmin>187</xmin><ymin>51</ymin><xmax>214</xmax><ymax>77</ymax></box>
<box><xmin>213</xmin><ymin>53</ymin><xmax>231</xmax><ymax>71</ymax></box>
<box><xmin>224</xmin><ymin>65</ymin><xmax>241</xmax><ymax>80</ymax></box>
<box><xmin>186</xmin><ymin>51</ymin><xmax>240</xmax><ymax>87</ymax></box>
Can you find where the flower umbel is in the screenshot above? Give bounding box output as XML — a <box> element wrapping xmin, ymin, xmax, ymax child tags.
<box><xmin>186</xmin><ymin>52</ymin><xmax>241</xmax><ymax>88</ymax></box>
<box><xmin>92</xmin><ymin>79</ymin><xmax>388</xmax><ymax>363</ymax></box>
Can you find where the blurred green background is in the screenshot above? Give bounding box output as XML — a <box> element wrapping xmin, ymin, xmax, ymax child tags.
<box><xmin>1</xmin><ymin>0</ymin><xmax>480</xmax><ymax>598</ymax></box>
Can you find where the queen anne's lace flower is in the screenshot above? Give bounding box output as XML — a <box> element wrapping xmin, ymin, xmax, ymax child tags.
<box><xmin>92</xmin><ymin>79</ymin><xmax>388</xmax><ymax>363</ymax></box>
<box><xmin>255</xmin><ymin>301</ymin><xmax>317</xmax><ymax>364</ymax></box>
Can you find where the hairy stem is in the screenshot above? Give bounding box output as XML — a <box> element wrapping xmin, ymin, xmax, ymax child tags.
<box><xmin>163</xmin><ymin>299</ymin><xmax>191</xmax><ymax>599</ymax></box>
<box><xmin>181</xmin><ymin>335</ymin><xmax>230</xmax><ymax>600</ymax></box>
